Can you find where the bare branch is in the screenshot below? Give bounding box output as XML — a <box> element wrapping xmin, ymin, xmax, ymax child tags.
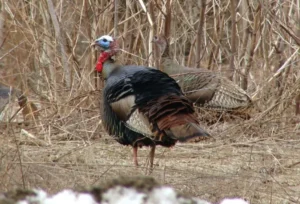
<box><xmin>46</xmin><ymin>0</ymin><xmax>71</xmax><ymax>88</ymax></box>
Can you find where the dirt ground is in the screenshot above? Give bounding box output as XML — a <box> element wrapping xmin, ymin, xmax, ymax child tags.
<box><xmin>1</xmin><ymin>101</ymin><xmax>300</xmax><ymax>204</ymax></box>
<box><xmin>1</xmin><ymin>1</ymin><xmax>300</xmax><ymax>203</ymax></box>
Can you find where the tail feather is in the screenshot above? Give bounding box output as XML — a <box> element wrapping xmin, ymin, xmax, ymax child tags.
<box><xmin>168</xmin><ymin>122</ymin><xmax>210</xmax><ymax>142</ymax></box>
<box><xmin>159</xmin><ymin>113</ymin><xmax>210</xmax><ymax>142</ymax></box>
<box><xmin>140</xmin><ymin>94</ymin><xmax>210</xmax><ymax>142</ymax></box>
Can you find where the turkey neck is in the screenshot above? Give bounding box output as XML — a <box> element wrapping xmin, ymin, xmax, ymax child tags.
<box><xmin>102</xmin><ymin>58</ymin><xmax>119</xmax><ymax>79</ymax></box>
<box><xmin>159</xmin><ymin>42</ymin><xmax>184</xmax><ymax>75</ymax></box>
<box><xmin>160</xmin><ymin>56</ymin><xmax>199</xmax><ymax>75</ymax></box>
<box><xmin>159</xmin><ymin>41</ymin><xmax>196</xmax><ymax>75</ymax></box>
<box><xmin>161</xmin><ymin>40</ymin><xmax>170</xmax><ymax>59</ymax></box>
<box><xmin>160</xmin><ymin>44</ymin><xmax>211</xmax><ymax>75</ymax></box>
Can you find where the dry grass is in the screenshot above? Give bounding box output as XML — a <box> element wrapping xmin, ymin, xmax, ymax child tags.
<box><xmin>1</xmin><ymin>0</ymin><xmax>300</xmax><ymax>203</ymax></box>
<box><xmin>1</xmin><ymin>109</ymin><xmax>300</xmax><ymax>203</ymax></box>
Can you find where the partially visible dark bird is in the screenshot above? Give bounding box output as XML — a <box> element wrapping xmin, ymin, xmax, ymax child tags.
<box><xmin>152</xmin><ymin>36</ymin><xmax>254</xmax><ymax>116</ymax></box>
<box><xmin>0</xmin><ymin>82</ymin><xmax>39</xmax><ymax>124</ymax></box>
<box><xmin>92</xmin><ymin>35</ymin><xmax>210</xmax><ymax>168</ymax></box>
<box><xmin>0</xmin><ymin>83</ymin><xmax>15</xmax><ymax>114</ymax></box>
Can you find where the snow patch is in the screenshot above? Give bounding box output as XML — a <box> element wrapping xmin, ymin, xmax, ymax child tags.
<box><xmin>147</xmin><ymin>187</ymin><xmax>178</xmax><ymax>204</ymax></box>
<box><xmin>102</xmin><ymin>186</ymin><xmax>145</xmax><ymax>204</ymax></box>
<box><xmin>220</xmin><ymin>198</ymin><xmax>249</xmax><ymax>204</ymax></box>
<box><xmin>14</xmin><ymin>187</ymin><xmax>247</xmax><ymax>204</ymax></box>
<box><xmin>17</xmin><ymin>189</ymin><xmax>97</xmax><ymax>204</ymax></box>
<box><xmin>101</xmin><ymin>186</ymin><xmax>211</xmax><ymax>204</ymax></box>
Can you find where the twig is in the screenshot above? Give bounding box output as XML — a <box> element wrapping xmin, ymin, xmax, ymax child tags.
<box><xmin>241</xmin><ymin>4</ymin><xmax>261</xmax><ymax>90</ymax></box>
<box><xmin>114</xmin><ymin>0</ymin><xmax>118</xmax><ymax>37</ymax></box>
<box><xmin>164</xmin><ymin>0</ymin><xmax>171</xmax><ymax>40</ymax></box>
<box><xmin>46</xmin><ymin>0</ymin><xmax>71</xmax><ymax>88</ymax></box>
<box><xmin>252</xmin><ymin>47</ymin><xmax>300</xmax><ymax>100</ymax></box>
<box><xmin>7</xmin><ymin>117</ymin><xmax>26</xmax><ymax>188</ymax></box>
<box><xmin>138</xmin><ymin>0</ymin><xmax>153</xmax><ymax>66</ymax></box>
<box><xmin>229</xmin><ymin>0</ymin><xmax>237</xmax><ymax>81</ymax></box>
<box><xmin>0</xmin><ymin>41</ymin><xmax>24</xmax><ymax>60</ymax></box>
<box><xmin>196</xmin><ymin>0</ymin><xmax>206</xmax><ymax>67</ymax></box>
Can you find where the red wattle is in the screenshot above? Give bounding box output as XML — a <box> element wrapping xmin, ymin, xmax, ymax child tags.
<box><xmin>95</xmin><ymin>61</ymin><xmax>103</xmax><ymax>72</ymax></box>
<box><xmin>95</xmin><ymin>52</ymin><xmax>111</xmax><ymax>72</ymax></box>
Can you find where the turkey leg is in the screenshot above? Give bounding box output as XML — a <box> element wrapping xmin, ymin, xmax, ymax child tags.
<box><xmin>149</xmin><ymin>145</ymin><xmax>156</xmax><ymax>169</ymax></box>
<box><xmin>133</xmin><ymin>146</ymin><xmax>139</xmax><ymax>166</ymax></box>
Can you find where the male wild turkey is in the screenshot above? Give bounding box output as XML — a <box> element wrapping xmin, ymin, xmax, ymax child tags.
<box><xmin>152</xmin><ymin>36</ymin><xmax>253</xmax><ymax>115</ymax></box>
<box><xmin>92</xmin><ymin>35</ymin><xmax>210</xmax><ymax>168</ymax></box>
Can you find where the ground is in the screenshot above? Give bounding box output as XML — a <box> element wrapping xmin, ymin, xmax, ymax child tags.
<box><xmin>0</xmin><ymin>103</ymin><xmax>300</xmax><ymax>204</ymax></box>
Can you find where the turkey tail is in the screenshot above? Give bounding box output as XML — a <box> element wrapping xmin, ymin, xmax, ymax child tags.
<box><xmin>140</xmin><ymin>94</ymin><xmax>210</xmax><ymax>142</ymax></box>
<box><xmin>168</xmin><ymin>122</ymin><xmax>210</xmax><ymax>143</ymax></box>
<box><xmin>207</xmin><ymin>77</ymin><xmax>252</xmax><ymax>110</ymax></box>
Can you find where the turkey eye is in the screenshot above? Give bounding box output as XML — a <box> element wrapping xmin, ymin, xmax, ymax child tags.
<box><xmin>103</xmin><ymin>39</ymin><xmax>108</xmax><ymax>42</ymax></box>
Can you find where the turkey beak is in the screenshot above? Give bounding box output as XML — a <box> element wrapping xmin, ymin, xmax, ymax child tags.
<box><xmin>91</xmin><ymin>41</ymin><xmax>97</xmax><ymax>49</ymax></box>
<box><xmin>151</xmin><ymin>36</ymin><xmax>159</xmax><ymax>43</ymax></box>
<box><xmin>92</xmin><ymin>41</ymin><xmax>104</xmax><ymax>52</ymax></box>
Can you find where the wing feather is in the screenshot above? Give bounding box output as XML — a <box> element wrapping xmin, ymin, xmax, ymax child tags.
<box><xmin>110</xmin><ymin>95</ymin><xmax>135</xmax><ymax>121</ymax></box>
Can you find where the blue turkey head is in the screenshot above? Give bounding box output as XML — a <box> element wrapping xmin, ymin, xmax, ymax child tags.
<box><xmin>93</xmin><ymin>35</ymin><xmax>114</xmax><ymax>52</ymax></box>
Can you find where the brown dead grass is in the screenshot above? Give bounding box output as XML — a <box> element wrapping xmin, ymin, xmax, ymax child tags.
<box><xmin>1</xmin><ymin>1</ymin><xmax>300</xmax><ymax>203</ymax></box>
<box><xmin>1</xmin><ymin>104</ymin><xmax>300</xmax><ymax>204</ymax></box>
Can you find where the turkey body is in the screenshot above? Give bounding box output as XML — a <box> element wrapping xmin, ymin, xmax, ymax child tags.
<box><xmin>0</xmin><ymin>84</ymin><xmax>13</xmax><ymax>113</ymax></box>
<box><xmin>102</xmin><ymin>62</ymin><xmax>208</xmax><ymax>145</ymax></box>
<box><xmin>94</xmin><ymin>35</ymin><xmax>210</xmax><ymax>169</ymax></box>
<box><xmin>152</xmin><ymin>36</ymin><xmax>254</xmax><ymax>115</ymax></box>
<box><xmin>161</xmin><ymin>58</ymin><xmax>252</xmax><ymax>111</ymax></box>
<box><xmin>0</xmin><ymin>82</ymin><xmax>39</xmax><ymax>124</ymax></box>
<box><xmin>102</xmin><ymin>64</ymin><xmax>180</xmax><ymax>148</ymax></box>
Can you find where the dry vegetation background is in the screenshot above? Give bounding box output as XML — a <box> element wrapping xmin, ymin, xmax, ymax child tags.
<box><xmin>1</xmin><ymin>0</ymin><xmax>300</xmax><ymax>203</ymax></box>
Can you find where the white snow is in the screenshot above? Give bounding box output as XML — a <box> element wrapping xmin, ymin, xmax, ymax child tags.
<box><xmin>102</xmin><ymin>186</ymin><xmax>146</xmax><ymax>204</ymax></box>
<box><xmin>101</xmin><ymin>186</ymin><xmax>211</xmax><ymax>204</ymax></box>
<box><xmin>14</xmin><ymin>187</ymin><xmax>248</xmax><ymax>204</ymax></box>
<box><xmin>17</xmin><ymin>189</ymin><xmax>97</xmax><ymax>204</ymax></box>
<box><xmin>146</xmin><ymin>187</ymin><xmax>179</xmax><ymax>204</ymax></box>
<box><xmin>43</xmin><ymin>190</ymin><xmax>97</xmax><ymax>204</ymax></box>
<box><xmin>220</xmin><ymin>198</ymin><xmax>249</xmax><ymax>204</ymax></box>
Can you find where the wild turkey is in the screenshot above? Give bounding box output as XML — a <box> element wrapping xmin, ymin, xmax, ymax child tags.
<box><xmin>152</xmin><ymin>36</ymin><xmax>254</xmax><ymax>116</ymax></box>
<box><xmin>0</xmin><ymin>82</ymin><xmax>39</xmax><ymax>123</ymax></box>
<box><xmin>0</xmin><ymin>83</ymin><xmax>15</xmax><ymax>114</ymax></box>
<box><xmin>92</xmin><ymin>35</ymin><xmax>210</xmax><ymax>168</ymax></box>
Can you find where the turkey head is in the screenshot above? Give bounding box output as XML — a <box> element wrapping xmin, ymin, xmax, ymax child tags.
<box><xmin>152</xmin><ymin>35</ymin><xmax>169</xmax><ymax>57</ymax></box>
<box><xmin>92</xmin><ymin>35</ymin><xmax>119</xmax><ymax>73</ymax></box>
<box><xmin>92</xmin><ymin>35</ymin><xmax>119</xmax><ymax>54</ymax></box>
